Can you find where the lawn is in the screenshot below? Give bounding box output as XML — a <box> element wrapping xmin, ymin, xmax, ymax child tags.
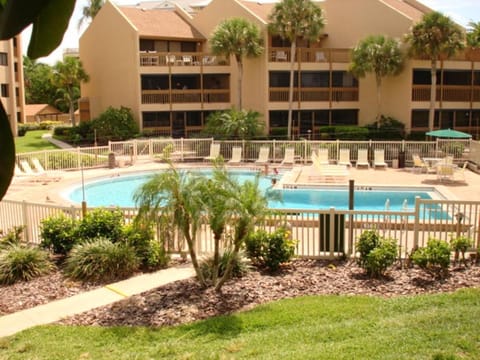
<box><xmin>15</xmin><ymin>130</ymin><xmax>58</xmax><ymax>153</ymax></box>
<box><xmin>1</xmin><ymin>289</ymin><xmax>479</xmax><ymax>359</ymax></box>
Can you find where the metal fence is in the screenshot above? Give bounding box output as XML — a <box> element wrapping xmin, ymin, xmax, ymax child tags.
<box><xmin>1</xmin><ymin>197</ymin><xmax>478</xmax><ymax>259</ymax></box>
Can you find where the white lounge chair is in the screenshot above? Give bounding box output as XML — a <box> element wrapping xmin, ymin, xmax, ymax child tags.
<box><xmin>315</xmin><ymin>148</ymin><xmax>330</xmax><ymax>165</ymax></box>
<box><xmin>337</xmin><ymin>149</ymin><xmax>352</xmax><ymax>167</ymax></box>
<box><xmin>356</xmin><ymin>149</ymin><xmax>370</xmax><ymax>169</ymax></box>
<box><xmin>14</xmin><ymin>163</ymin><xmax>28</xmax><ymax>177</ymax></box>
<box><xmin>412</xmin><ymin>154</ymin><xmax>428</xmax><ymax>173</ymax></box>
<box><xmin>255</xmin><ymin>147</ymin><xmax>270</xmax><ymax>165</ymax></box>
<box><xmin>228</xmin><ymin>147</ymin><xmax>242</xmax><ymax>164</ymax></box>
<box><xmin>31</xmin><ymin>158</ymin><xmax>46</xmax><ymax>174</ymax></box>
<box><xmin>204</xmin><ymin>143</ymin><xmax>221</xmax><ymax>161</ymax></box>
<box><xmin>308</xmin><ymin>162</ymin><xmax>349</xmax><ymax>183</ymax></box>
<box><xmin>281</xmin><ymin>148</ymin><xmax>295</xmax><ymax>166</ymax></box>
<box><xmin>453</xmin><ymin>161</ymin><xmax>468</xmax><ymax>183</ymax></box>
<box><xmin>373</xmin><ymin>149</ymin><xmax>388</xmax><ymax>169</ymax></box>
<box><xmin>20</xmin><ymin>160</ymin><xmax>37</xmax><ymax>175</ymax></box>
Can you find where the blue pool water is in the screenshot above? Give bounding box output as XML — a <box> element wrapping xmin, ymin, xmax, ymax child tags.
<box><xmin>67</xmin><ymin>170</ymin><xmax>434</xmax><ymax>211</ymax></box>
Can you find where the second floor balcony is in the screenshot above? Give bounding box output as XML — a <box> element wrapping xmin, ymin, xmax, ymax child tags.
<box><xmin>139</xmin><ymin>52</ymin><xmax>230</xmax><ymax>67</ymax></box>
<box><xmin>412</xmin><ymin>85</ymin><xmax>480</xmax><ymax>102</ymax></box>
<box><xmin>142</xmin><ymin>89</ymin><xmax>230</xmax><ymax>105</ymax></box>
<box><xmin>269</xmin><ymin>87</ymin><xmax>358</xmax><ymax>102</ymax></box>
<box><xmin>269</xmin><ymin>47</ymin><xmax>351</xmax><ymax>63</ymax></box>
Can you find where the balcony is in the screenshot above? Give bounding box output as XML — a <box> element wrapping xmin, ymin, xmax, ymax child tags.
<box><xmin>269</xmin><ymin>87</ymin><xmax>358</xmax><ymax>102</ymax></box>
<box><xmin>412</xmin><ymin>85</ymin><xmax>480</xmax><ymax>102</ymax></box>
<box><xmin>139</xmin><ymin>52</ymin><xmax>229</xmax><ymax>67</ymax></box>
<box><xmin>269</xmin><ymin>48</ymin><xmax>351</xmax><ymax>63</ymax></box>
<box><xmin>141</xmin><ymin>89</ymin><xmax>230</xmax><ymax>104</ymax></box>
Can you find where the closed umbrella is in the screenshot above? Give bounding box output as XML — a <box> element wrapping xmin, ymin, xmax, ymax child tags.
<box><xmin>425</xmin><ymin>128</ymin><xmax>472</xmax><ymax>139</ymax></box>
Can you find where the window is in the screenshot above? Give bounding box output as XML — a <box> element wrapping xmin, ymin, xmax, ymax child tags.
<box><xmin>300</xmin><ymin>72</ymin><xmax>329</xmax><ymax>87</ymax></box>
<box><xmin>443</xmin><ymin>71</ymin><xmax>471</xmax><ymax>85</ymax></box>
<box><xmin>1</xmin><ymin>83</ymin><xmax>9</xmax><ymax>97</ymax></box>
<box><xmin>142</xmin><ymin>112</ymin><xmax>170</xmax><ymax>128</ymax></box>
<box><xmin>331</xmin><ymin>110</ymin><xmax>358</xmax><ymax>125</ymax></box>
<box><xmin>141</xmin><ymin>75</ymin><xmax>168</xmax><ymax>90</ymax></box>
<box><xmin>0</xmin><ymin>52</ymin><xmax>7</xmax><ymax>66</ymax></box>
<box><xmin>411</xmin><ymin>110</ymin><xmax>429</xmax><ymax>128</ymax></box>
<box><xmin>332</xmin><ymin>71</ymin><xmax>358</xmax><ymax>87</ymax></box>
<box><xmin>185</xmin><ymin>112</ymin><xmax>202</xmax><ymax>127</ymax></box>
<box><xmin>269</xmin><ymin>72</ymin><xmax>291</xmax><ymax>87</ymax></box>
<box><xmin>139</xmin><ymin>39</ymin><xmax>154</xmax><ymax>52</ymax></box>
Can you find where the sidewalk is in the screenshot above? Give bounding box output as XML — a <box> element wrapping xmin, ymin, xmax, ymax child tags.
<box><xmin>42</xmin><ymin>133</ymin><xmax>73</xmax><ymax>149</ymax></box>
<box><xmin>0</xmin><ymin>264</ymin><xmax>195</xmax><ymax>338</ymax></box>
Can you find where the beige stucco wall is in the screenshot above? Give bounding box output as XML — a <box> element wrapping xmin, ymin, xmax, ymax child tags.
<box><xmin>80</xmin><ymin>1</ymin><xmax>140</xmax><ymax>122</ymax></box>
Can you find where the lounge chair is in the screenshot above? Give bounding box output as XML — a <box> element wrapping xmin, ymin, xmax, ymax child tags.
<box><xmin>436</xmin><ymin>163</ymin><xmax>454</xmax><ymax>182</ymax></box>
<box><xmin>337</xmin><ymin>149</ymin><xmax>352</xmax><ymax>167</ymax></box>
<box><xmin>356</xmin><ymin>149</ymin><xmax>370</xmax><ymax>169</ymax></box>
<box><xmin>14</xmin><ymin>163</ymin><xmax>28</xmax><ymax>177</ymax></box>
<box><xmin>204</xmin><ymin>143</ymin><xmax>221</xmax><ymax>161</ymax></box>
<box><xmin>31</xmin><ymin>158</ymin><xmax>46</xmax><ymax>174</ymax></box>
<box><xmin>412</xmin><ymin>154</ymin><xmax>428</xmax><ymax>173</ymax></box>
<box><xmin>281</xmin><ymin>148</ymin><xmax>295</xmax><ymax>166</ymax></box>
<box><xmin>228</xmin><ymin>147</ymin><xmax>242</xmax><ymax>164</ymax></box>
<box><xmin>20</xmin><ymin>160</ymin><xmax>38</xmax><ymax>175</ymax></box>
<box><xmin>308</xmin><ymin>161</ymin><xmax>349</xmax><ymax>183</ymax></box>
<box><xmin>453</xmin><ymin>161</ymin><xmax>468</xmax><ymax>183</ymax></box>
<box><xmin>315</xmin><ymin>148</ymin><xmax>330</xmax><ymax>165</ymax></box>
<box><xmin>373</xmin><ymin>149</ymin><xmax>388</xmax><ymax>169</ymax></box>
<box><xmin>255</xmin><ymin>147</ymin><xmax>270</xmax><ymax>165</ymax></box>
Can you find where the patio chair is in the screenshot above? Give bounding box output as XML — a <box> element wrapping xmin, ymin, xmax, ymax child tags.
<box><xmin>281</xmin><ymin>148</ymin><xmax>295</xmax><ymax>166</ymax></box>
<box><xmin>204</xmin><ymin>143</ymin><xmax>221</xmax><ymax>161</ymax></box>
<box><xmin>31</xmin><ymin>158</ymin><xmax>46</xmax><ymax>174</ymax></box>
<box><xmin>315</xmin><ymin>51</ymin><xmax>326</xmax><ymax>62</ymax></box>
<box><xmin>255</xmin><ymin>147</ymin><xmax>270</xmax><ymax>165</ymax></box>
<box><xmin>182</xmin><ymin>55</ymin><xmax>192</xmax><ymax>65</ymax></box>
<box><xmin>373</xmin><ymin>149</ymin><xmax>388</xmax><ymax>169</ymax></box>
<box><xmin>356</xmin><ymin>149</ymin><xmax>370</xmax><ymax>169</ymax></box>
<box><xmin>315</xmin><ymin>148</ymin><xmax>330</xmax><ymax>165</ymax></box>
<box><xmin>228</xmin><ymin>147</ymin><xmax>242</xmax><ymax>164</ymax></box>
<box><xmin>275</xmin><ymin>50</ymin><xmax>288</xmax><ymax>61</ymax></box>
<box><xmin>337</xmin><ymin>149</ymin><xmax>352</xmax><ymax>167</ymax></box>
<box><xmin>20</xmin><ymin>160</ymin><xmax>38</xmax><ymax>175</ymax></box>
<box><xmin>14</xmin><ymin>163</ymin><xmax>28</xmax><ymax>177</ymax></box>
<box><xmin>453</xmin><ymin>161</ymin><xmax>468</xmax><ymax>183</ymax></box>
<box><xmin>436</xmin><ymin>163</ymin><xmax>454</xmax><ymax>182</ymax></box>
<box><xmin>412</xmin><ymin>154</ymin><xmax>428</xmax><ymax>173</ymax></box>
<box><xmin>165</xmin><ymin>54</ymin><xmax>176</xmax><ymax>66</ymax></box>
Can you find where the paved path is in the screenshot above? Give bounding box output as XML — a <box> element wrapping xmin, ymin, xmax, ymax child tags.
<box><xmin>0</xmin><ymin>264</ymin><xmax>195</xmax><ymax>338</ymax></box>
<box><xmin>41</xmin><ymin>133</ymin><xmax>73</xmax><ymax>149</ymax></box>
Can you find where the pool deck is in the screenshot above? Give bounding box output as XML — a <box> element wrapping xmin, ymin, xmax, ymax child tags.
<box><xmin>5</xmin><ymin>160</ymin><xmax>480</xmax><ymax>205</ymax></box>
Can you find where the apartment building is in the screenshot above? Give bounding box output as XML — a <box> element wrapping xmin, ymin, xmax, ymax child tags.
<box><xmin>0</xmin><ymin>35</ymin><xmax>26</xmax><ymax>136</ymax></box>
<box><xmin>79</xmin><ymin>0</ymin><xmax>480</xmax><ymax>139</ymax></box>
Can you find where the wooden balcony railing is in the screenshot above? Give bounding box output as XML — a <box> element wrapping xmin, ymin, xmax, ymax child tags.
<box><xmin>412</xmin><ymin>85</ymin><xmax>480</xmax><ymax>102</ymax></box>
<box><xmin>139</xmin><ymin>52</ymin><xmax>230</xmax><ymax>67</ymax></box>
<box><xmin>269</xmin><ymin>47</ymin><xmax>351</xmax><ymax>63</ymax></box>
<box><xmin>141</xmin><ymin>89</ymin><xmax>230</xmax><ymax>104</ymax></box>
<box><xmin>269</xmin><ymin>87</ymin><xmax>359</xmax><ymax>102</ymax></box>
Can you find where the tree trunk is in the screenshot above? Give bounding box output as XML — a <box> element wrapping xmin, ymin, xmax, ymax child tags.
<box><xmin>376</xmin><ymin>75</ymin><xmax>382</xmax><ymax>122</ymax></box>
<box><xmin>211</xmin><ymin>232</ymin><xmax>222</xmax><ymax>286</ymax></box>
<box><xmin>237</xmin><ymin>56</ymin><xmax>243</xmax><ymax>110</ymax></box>
<box><xmin>183</xmin><ymin>224</ymin><xmax>207</xmax><ymax>288</ymax></box>
<box><xmin>287</xmin><ymin>42</ymin><xmax>296</xmax><ymax>140</ymax></box>
<box><xmin>69</xmin><ymin>87</ymin><xmax>76</xmax><ymax>127</ymax></box>
<box><xmin>429</xmin><ymin>60</ymin><xmax>437</xmax><ymax>132</ymax></box>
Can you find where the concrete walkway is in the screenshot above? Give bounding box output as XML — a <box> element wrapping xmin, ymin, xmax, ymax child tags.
<box><xmin>0</xmin><ymin>264</ymin><xmax>195</xmax><ymax>338</ymax></box>
<box><xmin>41</xmin><ymin>133</ymin><xmax>73</xmax><ymax>149</ymax></box>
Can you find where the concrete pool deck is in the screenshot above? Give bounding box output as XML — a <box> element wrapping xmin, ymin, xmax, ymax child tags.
<box><xmin>5</xmin><ymin>160</ymin><xmax>480</xmax><ymax>205</ymax></box>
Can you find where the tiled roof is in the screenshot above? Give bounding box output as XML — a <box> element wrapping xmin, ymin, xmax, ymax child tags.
<box><xmin>24</xmin><ymin>104</ymin><xmax>61</xmax><ymax>117</ymax></box>
<box><xmin>381</xmin><ymin>0</ymin><xmax>426</xmax><ymax>22</ymax></box>
<box><xmin>118</xmin><ymin>7</ymin><xmax>205</xmax><ymax>39</ymax></box>
<box><xmin>239</xmin><ymin>1</ymin><xmax>275</xmax><ymax>23</ymax></box>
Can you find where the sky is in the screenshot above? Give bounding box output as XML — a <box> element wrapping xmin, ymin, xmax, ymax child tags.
<box><xmin>21</xmin><ymin>0</ymin><xmax>480</xmax><ymax>65</ymax></box>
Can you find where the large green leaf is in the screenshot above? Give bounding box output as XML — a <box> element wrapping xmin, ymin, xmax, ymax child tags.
<box><xmin>27</xmin><ymin>0</ymin><xmax>75</xmax><ymax>58</ymax></box>
<box><xmin>0</xmin><ymin>0</ymin><xmax>51</xmax><ymax>40</ymax></box>
<box><xmin>0</xmin><ymin>102</ymin><xmax>15</xmax><ymax>201</ymax></box>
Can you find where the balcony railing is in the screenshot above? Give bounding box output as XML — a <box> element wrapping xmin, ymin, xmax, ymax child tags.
<box><xmin>141</xmin><ymin>89</ymin><xmax>230</xmax><ymax>104</ymax></box>
<box><xmin>270</xmin><ymin>47</ymin><xmax>351</xmax><ymax>63</ymax></box>
<box><xmin>139</xmin><ymin>52</ymin><xmax>230</xmax><ymax>67</ymax></box>
<box><xmin>269</xmin><ymin>87</ymin><xmax>359</xmax><ymax>102</ymax></box>
<box><xmin>412</xmin><ymin>85</ymin><xmax>480</xmax><ymax>102</ymax></box>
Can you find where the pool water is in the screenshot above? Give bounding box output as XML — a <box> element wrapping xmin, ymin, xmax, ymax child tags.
<box><xmin>66</xmin><ymin>170</ymin><xmax>435</xmax><ymax>212</ymax></box>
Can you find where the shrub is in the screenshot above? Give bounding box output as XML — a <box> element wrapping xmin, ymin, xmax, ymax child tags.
<box><xmin>411</xmin><ymin>239</ymin><xmax>451</xmax><ymax>277</ymax></box>
<box><xmin>76</xmin><ymin>208</ymin><xmax>124</xmax><ymax>242</ymax></box>
<box><xmin>65</xmin><ymin>238</ymin><xmax>139</xmax><ymax>283</ymax></box>
<box><xmin>17</xmin><ymin>125</ymin><xmax>28</xmax><ymax>137</ymax></box>
<box><xmin>200</xmin><ymin>250</ymin><xmax>249</xmax><ymax>282</ymax></box>
<box><xmin>40</xmin><ymin>214</ymin><xmax>78</xmax><ymax>255</ymax></box>
<box><xmin>89</xmin><ymin>106</ymin><xmax>139</xmax><ymax>143</ymax></box>
<box><xmin>0</xmin><ymin>245</ymin><xmax>53</xmax><ymax>285</ymax></box>
<box><xmin>450</xmin><ymin>235</ymin><xmax>472</xmax><ymax>264</ymax></box>
<box><xmin>122</xmin><ymin>224</ymin><xmax>169</xmax><ymax>270</ymax></box>
<box><xmin>356</xmin><ymin>230</ymin><xmax>397</xmax><ymax>277</ymax></box>
<box><xmin>0</xmin><ymin>226</ymin><xmax>24</xmax><ymax>249</ymax></box>
<box><xmin>245</xmin><ymin>227</ymin><xmax>296</xmax><ymax>271</ymax></box>
<box><xmin>366</xmin><ymin>115</ymin><xmax>405</xmax><ymax>140</ymax></box>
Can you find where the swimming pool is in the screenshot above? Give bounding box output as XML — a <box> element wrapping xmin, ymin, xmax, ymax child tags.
<box><xmin>65</xmin><ymin>169</ymin><xmax>438</xmax><ymax>211</ymax></box>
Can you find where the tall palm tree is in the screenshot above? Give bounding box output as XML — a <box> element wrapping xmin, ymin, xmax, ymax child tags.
<box><xmin>52</xmin><ymin>57</ymin><xmax>89</xmax><ymax>126</ymax></box>
<box><xmin>466</xmin><ymin>21</ymin><xmax>480</xmax><ymax>48</ymax></box>
<box><xmin>133</xmin><ymin>164</ymin><xmax>208</xmax><ymax>288</ymax></box>
<box><xmin>210</xmin><ymin>18</ymin><xmax>263</xmax><ymax>110</ymax></box>
<box><xmin>78</xmin><ymin>0</ymin><xmax>105</xmax><ymax>29</ymax></box>
<box><xmin>268</xmin><ymin>0</ymin><xmax>325</xmax><ymax>139</ymax></box>
<box><xmin>350</xmin><ymin>35</ymin><xmax>404</xmax><ymax>121</ymax></box>
<box><xmin>405</xmin><ymin>11</ymin><xmax>464</xmax><ymax>132</ymax></box>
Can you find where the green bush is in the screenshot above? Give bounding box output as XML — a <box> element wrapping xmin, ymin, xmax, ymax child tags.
<box><xmin>0</xmin><ymin>245</ymin><xmax>53</xmax><ymax>285</ymax></box>
<box><xmin>319</xmin><ymin>126</ymin><xmax>369</xmax><ymax>140</ymax></box>
<box><xmin>40</xmin><ymin>214</ymin><xmax>78</xmax><ymax>255</ymax></box>
<box><xmin>65</xmin><ymin>238</ymin><xmax>139</xmax><ymax>283</ymax></box>
<box><xmin>411</xmin><ymin>239</ymin><xmax>451</xmax><ymax>277</ymax></box>
<box><xmin>245</xmin><ymin>227</ymin><xmax>296</xmax><ymax>271</ymax></box>
<box><xmin>200</xmin><ymin>250</ymin><xmax>249</xmax><ymax>282</ymax></box>
<box><xmin>122</xmin><ymin>224</ymin><xmax>169</xmax><ymax>270</ymax></box>
<box><xmin>450</xmin><ymin>235</ymin><xmax>472</xmax><ymax>264</ymax></box>
<box><xmin>39</xmin><ymin>120</ymin><xmax>63</xmax><ymax>130</ymax></box>
<box><xmin>17</xmin><ymin>125</ymin><xmax>28</xmax><ymax>137</ymax></box>
<box><xmin>76</xmin><ymin>208</ymin><xmax>124</xmax><ymax>242</ymax></box>
<box><xmin>90</xmin><ymin>106</ymin><xmax>139</xmax><ymax>144</ymax></box>
<box><xmin>356</xmin><ymin>230</ymin><xmax>397</xmax><ymax>277</ymax></box>
<box><xmin>366</xmin><ymin>116</ymin><xmax>405</xmax><ymax>140</ymax></box>
<box><xmin>0</xmin><ymin>226</ymin><xmax>24</xmax><ymax>249</ymax></box>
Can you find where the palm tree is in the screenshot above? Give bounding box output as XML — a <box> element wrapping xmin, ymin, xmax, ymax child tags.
<box><xmin>268</xmin><ymin>0</ymin><xmax>325</xmax><ymax>139</ymax></box>
<box><xmin>466</xmin><ymin>21</ymin><xmax>480</xmax><ymax>48</ymax></box>
<box><xmin>210</xmin><ymin>18</ymin><xmax>263</xmax><ymax>109</ymax></box>
<box><xmin>405</xmin><ymin>11</ymin><xmax>464</xmax><ymax>132</ymax></box>
<box><xmin>203</xmin><ymin>108</ymin><xmax>264</xmax><ymax>139</ymax></box>
<box><xmin>52</xmin><ymin>57</ymin><xmax>89</xmax><ymax>126</ymax></box>
<box><xmin>350</xmin><ymin>35</ymin><xmax>404</xmax><ymax>121</ymax></box>
<box><xmin>133</xmin><ymin>164</ymin><xmax>208</xmax><ymax>287</ymax></box>
<box><xmin>78</xmin><ymin>0</ymin><xmax>105</xmax><ymax>29</ymax></box>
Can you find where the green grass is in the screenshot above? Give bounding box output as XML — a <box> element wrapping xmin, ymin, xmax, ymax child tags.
<box><xmin>1</xmin><ymin>288</ymin><xmax>479</xmax><ymax>359</ymax></box>
<box><xmin>15</xmin><ymin>130</ymin><xmax>58</xmax><ymax>153</ymax></box>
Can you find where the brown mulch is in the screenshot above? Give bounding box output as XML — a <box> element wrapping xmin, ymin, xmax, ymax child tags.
<box><xmin>56</xmin><ymin>259</ymin><xmax>480</xmax><ymax>328</ymax></box>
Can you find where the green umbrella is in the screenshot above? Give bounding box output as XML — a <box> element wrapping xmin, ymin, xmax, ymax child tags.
<box><xmin>425</xmin><ymin>128</ymin><xmax>472</xmax><ymax>139</ymax></box>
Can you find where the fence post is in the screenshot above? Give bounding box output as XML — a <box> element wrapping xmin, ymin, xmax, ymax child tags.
<box><xmin>77</xmin><ymin>147</ymin><xmax>81</xmax><ymax>170</ymax></box>
<box><xmin>149</xmin><ymin>138</ymin><xmax>153</xmax><ymax>159</ymax></box>
<box><xmin>273</xmin><ymin>139</ymin><xmax>277</xmax><ymax>163</ymax></box>
<box><xmin>22</xmin><ymin>200</ymin><xmax>30</xmax><ymax>243</ymax></box>
<box><xmin>329</xmin><ymin>207</ymin><xmax>335</xmax><ymax>259</ymax></box>
<box><xmin>413</xmin><ymin>196</ymin><xmax>421</xmax><ymax>249</ymax></box>
<box><xmin>108</xmin><ymin>140</ymin><xmax>111</xmax><ymax>153</ymax></box>
<box><xmin>43</xmin><ymin>151</ymin><xmax>48</xmax><ymax>171</ymax></box>
<box><xmin>336</xmin><ymin>139</ymin><xmax>340</xmax><ymax>160</ymax></box>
